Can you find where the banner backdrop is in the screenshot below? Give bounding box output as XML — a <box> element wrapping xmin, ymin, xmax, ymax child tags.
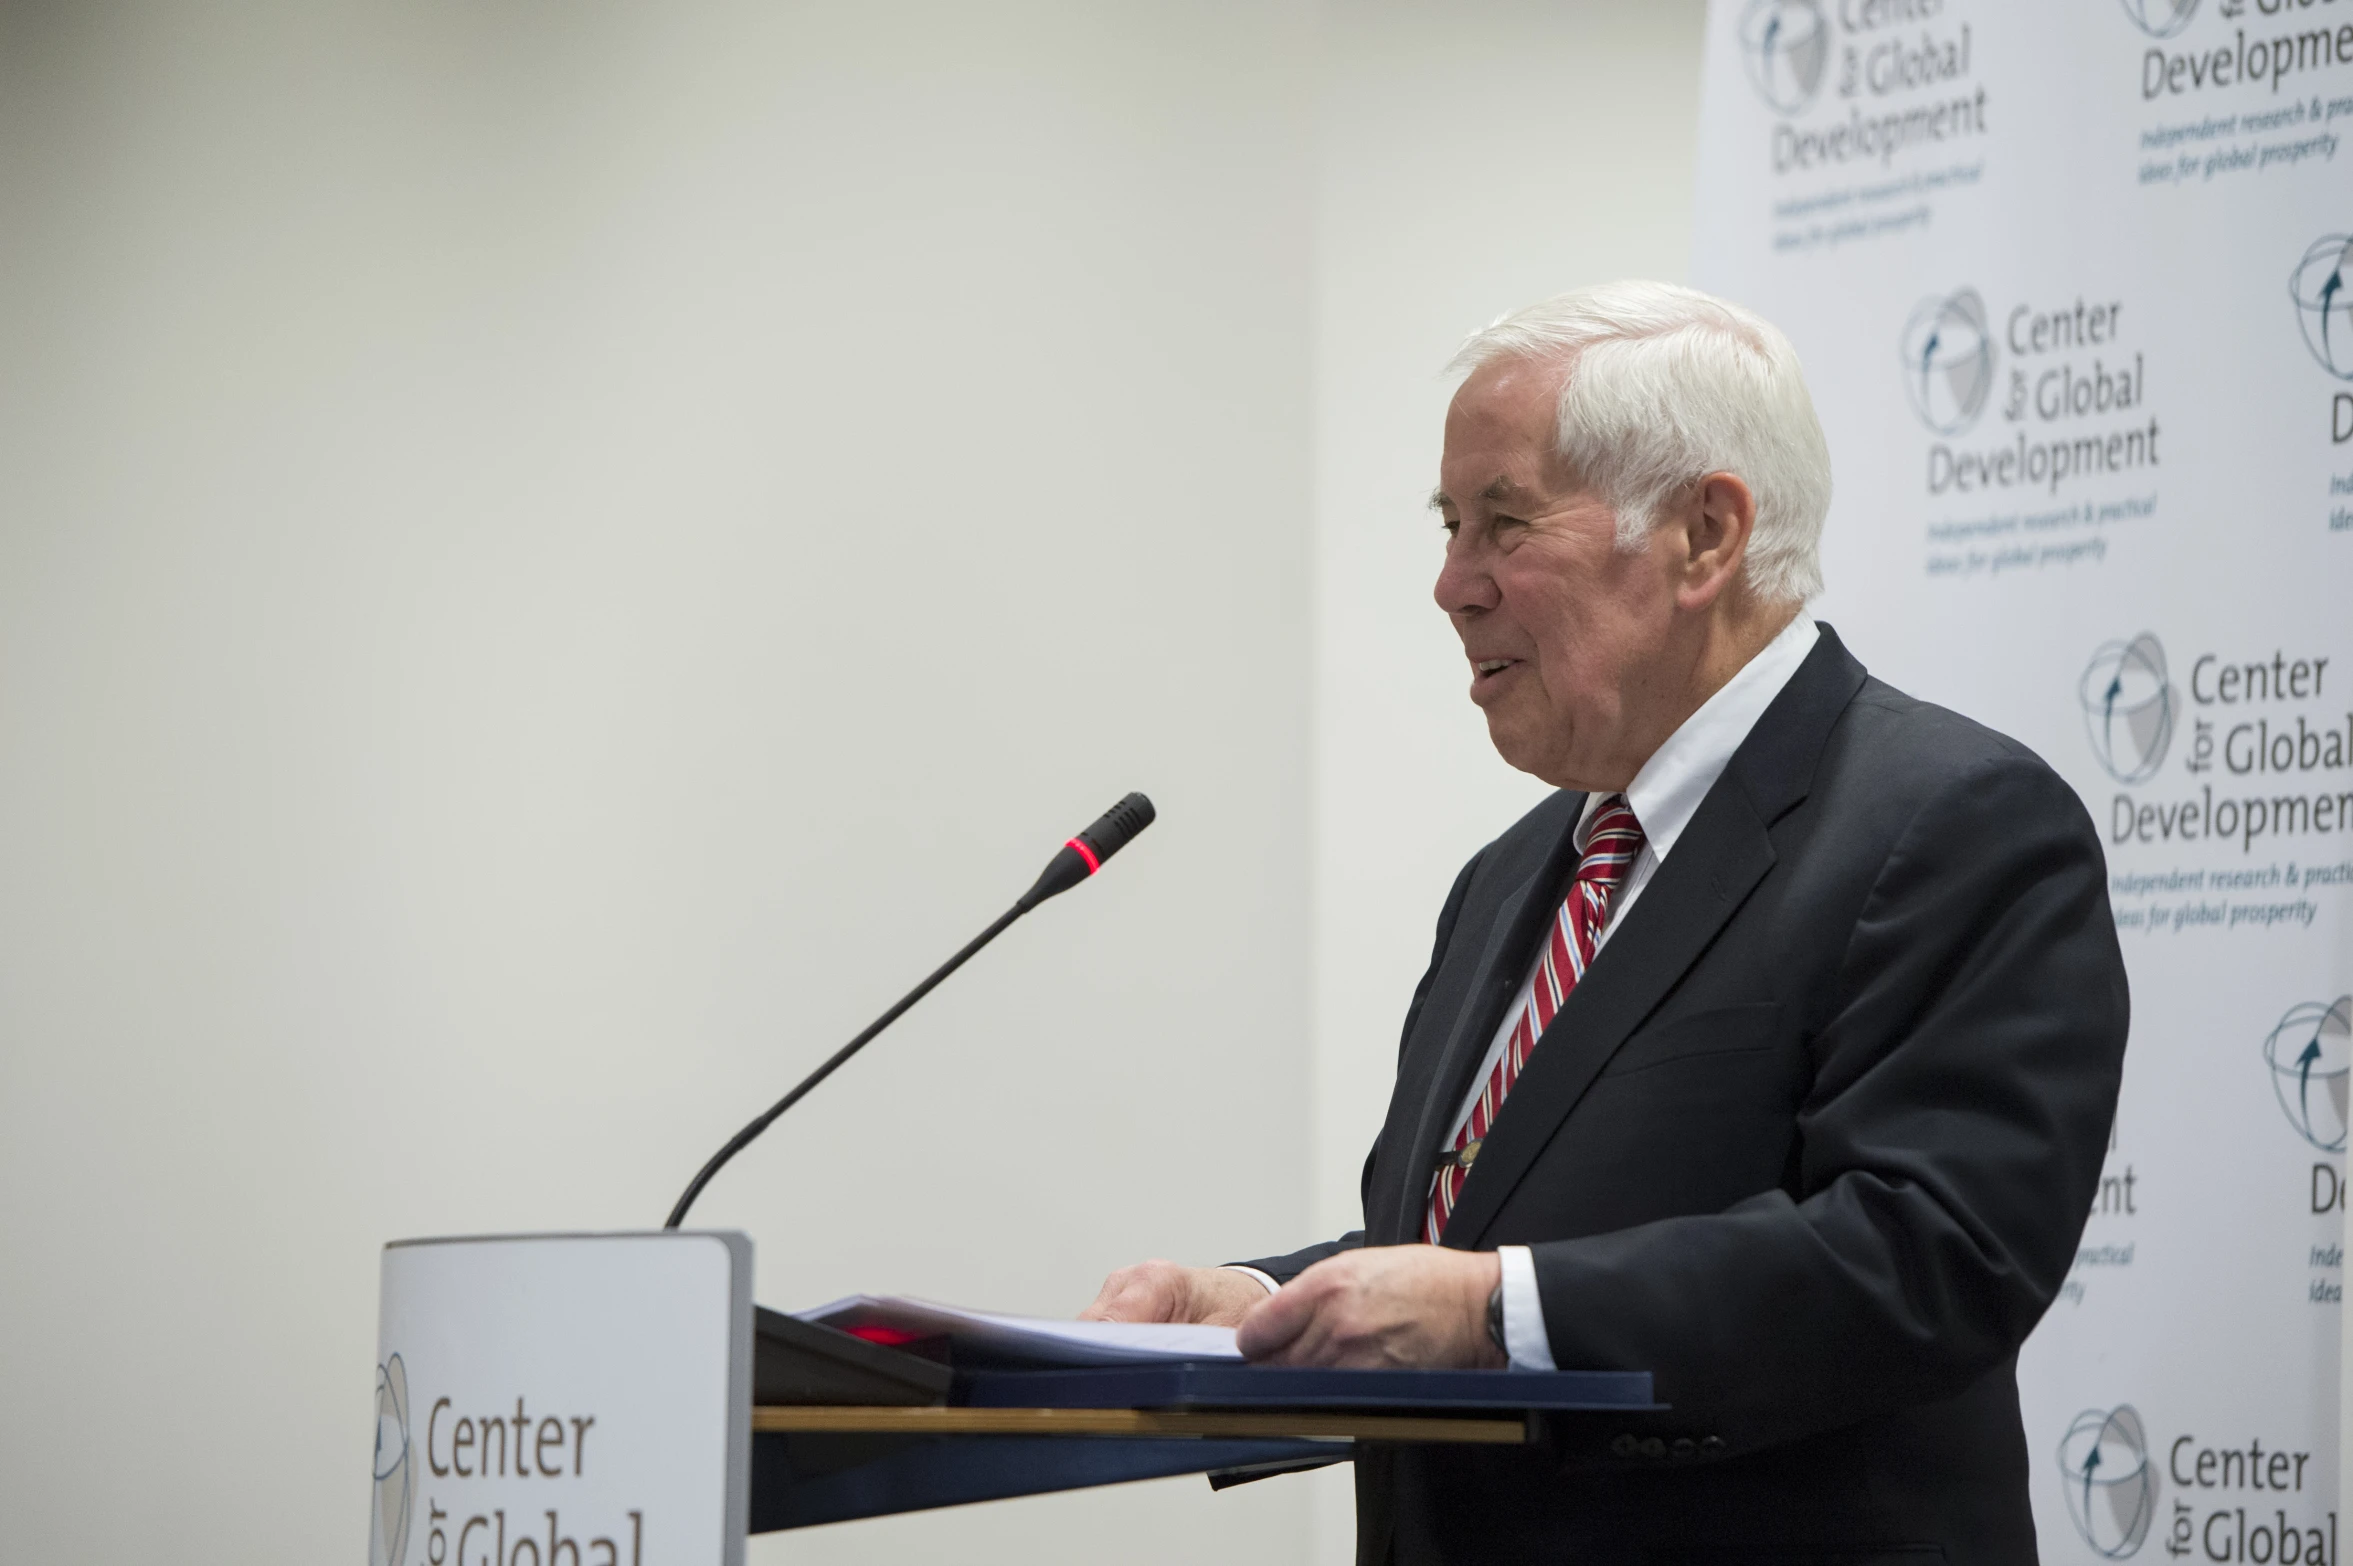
<box><xmin>1692</xmin><ymin>2</ymin><xmax>2353</xmax><ymax>1559</ymax></box>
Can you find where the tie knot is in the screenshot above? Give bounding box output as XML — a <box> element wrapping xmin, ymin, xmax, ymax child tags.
<box><xmin>1577</xmin><ymin>794</ymin><xmax>1643</xmax><ymax>886</ymax></box>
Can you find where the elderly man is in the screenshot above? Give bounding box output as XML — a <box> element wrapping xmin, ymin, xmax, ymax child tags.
<box><xmin>1085</xmin><ymin>281</ymin><xmax>2128</xmax><ymax>1563</ymax></box>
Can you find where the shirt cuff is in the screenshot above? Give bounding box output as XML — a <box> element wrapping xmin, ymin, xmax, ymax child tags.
<box><xmin>1219</xmin><ymin>1265</ymin><xmax>1281</xmax><ymax>1296</ymax></box>
<box><xmin>1497</xmin><ymin>1245</ymin><xmax>1555</xmax><ymax>1370</ymax></box>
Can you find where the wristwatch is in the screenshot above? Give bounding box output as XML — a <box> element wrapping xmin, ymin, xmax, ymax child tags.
<box><xmin>1486</xmin><ymin>1282</ymin><xmax>1508</xmax><ymax>1358</ymax></box>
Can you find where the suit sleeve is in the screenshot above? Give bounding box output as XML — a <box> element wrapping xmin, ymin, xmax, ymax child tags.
<box><xmin>1528</xmin><ymin>754</ymin><xmax>2128</xmax><ymax>1456</ymax></box>
<box><xmin>1233</xmin><ymin>846</ymin><xmax>1489</xmax><ymax>1285</ymax></box>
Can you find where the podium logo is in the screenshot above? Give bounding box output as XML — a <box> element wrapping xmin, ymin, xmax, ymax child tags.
<box><xmin>2291</xmin><ymin>234</ymin><xmax>2353</xmax><ymax>382</ymax></box>
<box><xmin>2117</xmin><ymin>0</ymin><xmax>2199</xmax><ymax>40</ymax></box>
<box><xmin>2060</xmin><ymin>1405</ymin><xmax>2160</xmax><ymax>1558</ymax></box>
<box><xmin>2266</xmin><ymin>997</ymin><xmax>2353</xmax><ymax>1154</ymax></box>
<box><xmin>1900</xmin><ymin>289</ymin><xmax>1996</xmax><ymax>435</ymax></box>
<box><xmin>2080</xmin><ymin>634</ymin><xmax>2177</xmax><ymax>785</ymax></box>
<box><xmin>1738</xmin><ymin>0</ymin><xmax>1830</xmax><ymax>115</ymax></box>
<box><xmin>372</xmin><ymin>1354</ymin><xmax>413</xmax><ymax>1566</ymax></box>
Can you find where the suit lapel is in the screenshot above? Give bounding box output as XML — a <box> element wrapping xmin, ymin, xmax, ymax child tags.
<box><xmin>1435</xmin><ymin>625</ymin><xmax>1870</xmax><ymax>1250</ymax></box>
<box><xmin>1379</xmin><ymin>798</ymin><xmax>1586</xmax><ymax>1245</ymax></box>
<box><xmin>1434</xmin><ymin>788</ymin><xmax>1776</xmax><ymax>1248</ymax></box>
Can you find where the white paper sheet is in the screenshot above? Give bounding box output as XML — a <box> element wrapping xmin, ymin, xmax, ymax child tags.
<box><xmin>795</xmin><ymin>1294</ymin><xmax>1243</xmax><ymax>1368</ymax></box>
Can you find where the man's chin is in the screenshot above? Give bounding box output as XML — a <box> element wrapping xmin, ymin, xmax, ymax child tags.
<box><xmin>1481</xmin><ymin>716</ymin><xmax>1554</xmax><ymax>781</ymax></box>
<box><xmin>1483</xmin><ymin>717</ymin><xmax>1597</xmax><ymax>791</ymax></box>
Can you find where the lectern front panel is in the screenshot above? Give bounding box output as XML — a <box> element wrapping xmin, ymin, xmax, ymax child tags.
<box><xmin>374</xmin><ymin>1231</ymin><xmax>753</xmax><ymax>1566</ymax></box>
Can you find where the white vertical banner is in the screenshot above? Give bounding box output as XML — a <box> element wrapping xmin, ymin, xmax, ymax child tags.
<box><xmin>1692</xmin><ymin>2</ymin><xmax>2353</xmax><ymax>1560</ymax></box>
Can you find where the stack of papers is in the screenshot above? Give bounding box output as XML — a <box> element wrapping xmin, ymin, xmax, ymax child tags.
<box><xmin>797</xmin><ymin>1294</ymin><xmax>1244</xmax><ymax>1368</ymax></box>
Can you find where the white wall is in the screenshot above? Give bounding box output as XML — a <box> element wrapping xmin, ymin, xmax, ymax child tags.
<box><xmin>0</xmin><ymin>5</ymin><xmax>1316</xmax><ymax>1561</ymax></box>
<box><xmin>0</xmin><ymin>3</ymin><xmax>1706</xmax><ymax>1561</ymax></box>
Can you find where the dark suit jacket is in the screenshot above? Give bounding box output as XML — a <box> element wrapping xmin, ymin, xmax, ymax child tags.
<box><xmin>1245</xmin><ymin>626</ymin><xmax>2128</xmax><ymax>1566</ymax></box>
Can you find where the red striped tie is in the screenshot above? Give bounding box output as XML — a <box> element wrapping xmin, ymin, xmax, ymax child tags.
<box><xmin>1424</xmin><ymin>795</ymin><xmax>1644</xmax><ymax>1244</ymax></box>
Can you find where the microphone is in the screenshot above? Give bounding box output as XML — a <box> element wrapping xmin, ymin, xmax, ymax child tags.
<box><xmin>663</xmin><ymin>791</ymin><xmax>1156</xmax><ymax>1228</ymax></box>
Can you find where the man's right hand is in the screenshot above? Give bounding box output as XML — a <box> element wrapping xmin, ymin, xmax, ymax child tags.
<box><xmin>1080</xmin><ymin>1260</ymin><xmax>1270</xmax><ymax>1327</ymax></box>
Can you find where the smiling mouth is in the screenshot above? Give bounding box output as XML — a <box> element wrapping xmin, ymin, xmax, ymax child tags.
<box><xmin>1469</xmin><ymin>658</ymin><xmax>1523</xmax><ymax>697</ymax></box>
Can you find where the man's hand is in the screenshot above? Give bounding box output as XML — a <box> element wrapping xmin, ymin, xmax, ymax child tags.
<box><xmin>1235</xmin><ymin>1245</ymin><xmax>1505</xmax><ymax>1369</ymax></box>
<box><xmin>1080</xmin><ymin>1260</ymin><xmax>1270</xmax><ymax>1328</ymax></box>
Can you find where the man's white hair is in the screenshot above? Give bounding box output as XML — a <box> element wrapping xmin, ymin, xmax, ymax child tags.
<box><xmin>1448</xmin><ymin>280</ymin><xmax>1831</xmax><ymax>604</ymax></box>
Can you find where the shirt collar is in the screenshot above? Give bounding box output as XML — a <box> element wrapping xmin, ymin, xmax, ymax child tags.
<box><xmin>1576</xmin><ymin>613</ymin><xmax>1820</xmax><ymax>859</ymax></box>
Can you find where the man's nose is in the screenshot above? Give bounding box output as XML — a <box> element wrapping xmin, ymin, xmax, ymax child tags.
<box><xmin>1433</xmin><ymin>538</ymin><xmax>1499</xmax><ymax>618</ymax></box>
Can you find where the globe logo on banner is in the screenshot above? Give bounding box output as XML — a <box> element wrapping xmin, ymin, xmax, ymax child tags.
<box><xmin>2264</xmin><ymin>997</ymin><xmax>2353</xmax><ymax>1154</ymax></box>
<box><xmin>2078</xmin><ymin>634</ymin><xmax>2176</xmax><ymax>784</ymax></box>
<box><xmin>1899</xmin><ymin>289</ymin><xmax>1996</xmax><ymax>435</ymax></box>
<box><xmin>2059</xmin><ymin>1405</ymin><xmax>2160</xmax><ymax>1558</ymax></box>
<box><xmin>371</xmin><ymin>1354</ymin><xmax>413</xmax><ymax>1566</ymax></box>
<box><xmin>1737</xmin><ymin>0</ymin><xmax>1830</xmax><ymax>115</ymax></box>
<box><xmin>2116</xmin><ymin>0</ymin><xmax>2200</xmax><ymax>40</ymax></box>
<box><xmin>2290</xmin><ymin>233</ymin><xmax>2353</xmax><ymax>380</ymax></box>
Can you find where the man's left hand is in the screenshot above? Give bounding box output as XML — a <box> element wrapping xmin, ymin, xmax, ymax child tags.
<box><xmin>1234</xmin><ymin>1244</ymin><xmax>1506</xmax><ymax>1369</ymax></box>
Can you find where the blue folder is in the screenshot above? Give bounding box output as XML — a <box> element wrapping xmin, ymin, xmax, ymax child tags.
<box><xmin>956</xmin><ymin>1363</ymin><xmax>1656</xmax><ymax>1412</ymax></box>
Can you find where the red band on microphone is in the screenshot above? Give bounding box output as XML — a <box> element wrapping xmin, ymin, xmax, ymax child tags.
<box><xmin>1067</xmin><ymin>836</ymin><xmax>1102</xmax><ymax>874</ymax></box>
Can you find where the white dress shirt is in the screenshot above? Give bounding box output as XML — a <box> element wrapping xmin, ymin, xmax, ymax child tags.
<box><xmin>1226</xmin><ymin>614</ymin><xmax>1820</xmax><ymax>1363</ymax></box>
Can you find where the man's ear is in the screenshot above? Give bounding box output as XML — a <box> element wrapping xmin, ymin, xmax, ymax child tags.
<box><xmin>1675</xmin><ymin>472</ymin><xmax>1757</xmax><ymax>611</ymax></box>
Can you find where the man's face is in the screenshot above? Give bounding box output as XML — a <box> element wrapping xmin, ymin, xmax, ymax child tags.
<box><xmin>1432</xmin><ymin>357</ymin><xmax>1685</xmax><ymax>791</ymax></box>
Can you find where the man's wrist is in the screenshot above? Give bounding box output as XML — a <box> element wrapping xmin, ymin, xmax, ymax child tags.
<box><xmin>1456</xmin><ymin>1248</ymin><xmax>1505</xmax><ymax>1369</ymax></box>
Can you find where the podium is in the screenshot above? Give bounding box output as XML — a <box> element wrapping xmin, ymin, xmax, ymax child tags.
<box><xmin>749</xmin><ymin>1349</ymin><xmax>1657</xmax><ymax>1532</ymax></box>
<box><xmin>371</xmin><ymin>1232</ymin><xmax>1656</xmax><ymax>1563</ymax></box>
